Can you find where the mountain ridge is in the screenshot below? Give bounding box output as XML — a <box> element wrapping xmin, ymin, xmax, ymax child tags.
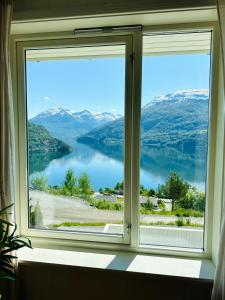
<box><xmin>30</xmin><ymin>107</ymin><xmax>121</xmax><ymax>145</ymax></box>
<box><xmin>77</xmin><ymin>89</ymin><xmax>209</xmax><ymax>153</ymax></box>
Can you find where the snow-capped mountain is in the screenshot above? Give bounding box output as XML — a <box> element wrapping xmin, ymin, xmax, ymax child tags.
<box><xmin>77</xmin><ymin>89</ymin><xmax>209</xmax><ymax>153</ymax></box>
<box><xmin>72</xmin><ymin>110</ymin><xmax>119</xmax><ymax>122</ymax></box>
<box><xmin>30</xmin><ymin>108</ymin><xmax>120</xmax><ymax>145</ymax></box>
<box><xmin>32</xmin><ymin>108</ymin><xmax>119</xmax><ymax>122</ymax></box>
<box><xmin>144</xmin><ymin>89</ymin><xmax>209</xmax><ymax>108</ymax></box>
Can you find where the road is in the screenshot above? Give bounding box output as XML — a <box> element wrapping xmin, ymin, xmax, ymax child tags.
<box><xmin>29</xmin><ymin>190</ymin><xmax>204</xmax><ymax>227</ymax></box>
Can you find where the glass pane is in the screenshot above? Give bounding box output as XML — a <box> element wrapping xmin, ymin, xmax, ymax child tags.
<box><xmin>139</xmin><ymin>31</ymin><xmax>211</xmax><ymax>249</ymax></box>
<box><xmin>26</xmin><ymin>44</ymin><xmax>126</xmax><ymax>236</ymax></box>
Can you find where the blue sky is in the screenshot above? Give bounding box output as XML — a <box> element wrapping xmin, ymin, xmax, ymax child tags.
<box><xmin>26</xmin><ymin>54</ymin><xmax>210</xmax><ymax>118</ymax></box>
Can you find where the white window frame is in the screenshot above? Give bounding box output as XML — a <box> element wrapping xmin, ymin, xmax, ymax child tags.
<box><xmin>15</xmin><ymin>33</ymin><xmax>141</xmax><ymax>245</ymax></box>
<box><xmin>11</xmin><ymin>21</ymin><xmax>224</xmax><ymax>260</ymax></box>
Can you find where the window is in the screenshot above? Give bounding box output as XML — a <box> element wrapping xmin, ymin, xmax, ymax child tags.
<box><xmin>26</xmin><ymin>41</ymin><xmax>129</xmax><ymax>243</ymax></box>
<box><xmin>15</xmin><ymin>24</ymin><xmax>219</xmax><ymax>256</ymax></box>
<box><xmin>139</xmin><ymin>31</ymin><xmax>211</xmax><ymax>249</ymax></box>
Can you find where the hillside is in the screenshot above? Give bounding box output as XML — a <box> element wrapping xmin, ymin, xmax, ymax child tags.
<box><xmin>28</xmin><ymin>122</ymin><xmax>72</xmax><ymax>155</ymax></box>
<box><xmin>77</xmin><ymin>90</ymin><xmax>209</xmax><ymax>153</ymax></box>
<box><xmin>30</xmin><ymin>108</ymin><xmax>121</xmax><ymax>145</ymax></box>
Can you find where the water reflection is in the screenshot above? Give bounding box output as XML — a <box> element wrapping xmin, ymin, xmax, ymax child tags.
<box><xmin>29</xmin><ymin>140</ymin><xmax>206</xmax><ymax>190</ymax></box>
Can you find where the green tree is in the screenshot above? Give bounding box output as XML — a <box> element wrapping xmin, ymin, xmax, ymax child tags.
<box><xmin>178</xmin><ymin>187</ymin><xmax>195</xmax><ymax>210</ymax></box>
<box><xmin>148</xmin><ymin>188</ymin><xmax>156</xmax><ymax>197</ymax></box>
<box><xmin>174</xmin><ymin>186</ymin><xmax>205</xmax><ymax>212</ymax></box>
<box><xmin>104</xmin><ymin>187</ymin><xmax>114</xmax><ymax>195</ymax></box>
<box><xmin>139</xmin><ymin>184</ymin><xmax>145</xmax><ymax>195</ymax></box>
<box><xmin>156</xmin><ymin>184</ymin><xmax>166</xmax><ymax>198</ymax></box>
<box><xmin>63</xmin><ymin>169</ymin><xmax>76</xmax><ymax>196</ymax></box>
<box><xmin>164</xmin><ymin>171</ymin><xmax>189</xmax><ymax>211</ymax></box>
<box><xmin>31</xmin><ymin>175</ymin><xmax>48</xmax><ymax>191</ymax></box>
<box><xmin>78</xmin><ymin>172</ymin><xmax>92</xmax><ymax>195</ymax></box>
<box><xmin>193</xmin><ymin>191</ymin><xmax>205</xmax><ymax>212</ymax></box>
<box><xmin>114</xmin><ymin>181</ymin><xmax>123</xmax><ymax>191</ymax></box>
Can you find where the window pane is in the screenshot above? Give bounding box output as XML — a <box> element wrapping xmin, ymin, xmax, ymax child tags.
<box><xmin>26</xmin><ymin>44</ymin><xmax>126</xmax><ymax>236</ymax></box>
<box><xmin>139</xmin><ymin>31</ymin><xmax>211</xmax><ymax>249</ymax></box>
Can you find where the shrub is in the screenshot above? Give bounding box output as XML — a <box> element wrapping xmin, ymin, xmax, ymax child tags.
<box><xmin>158</xmin><ymin>200</ymin><xmax>166</xmax><ymax>210</ymax></box>
<box><xmin>90</xmin><ymin>199</ymin><xmax>122</xmax><ymax>211</ymax></box>
<box><xmin>100</xmin><ymin>187</ymin><xmax>115</xmax><ymax>195</ymax></box>
<box><xmin>30</xmin><ymin>201</ymin><xmax>43</xmax><ymax>227</ymax></box>
<box><xmin>48</xmin><ymin>186</ymin><xmax>64</xmax><ymax>195</ymax></box>
<box><xmin>141</xmin><ymin>199</ymin><xmax>154</xmax><ymax>210</ymax></box>
<box><xmin>175</xmin><ymin>217</ymin><xmax>184</xmax><ymax>227</ymax></box>
<box><xmin>175</xmin><ymin>208</ymin><xmax>189</xmax><ymax>217</ymax></box>
<box><xmin>185</xmin><ymin>218</ymin><xmax>191</xmax><ymax>226</ymax></box>
<box><xmin>31</xmin><ymin>175</ymin><xmax>48</xmax><ymax>191</ymax></box>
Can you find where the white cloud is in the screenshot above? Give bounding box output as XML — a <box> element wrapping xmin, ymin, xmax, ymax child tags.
<box><xmin>43</xmin><ymin>96</ymin><xmax>50</xmax><ymax>101</ymax></box>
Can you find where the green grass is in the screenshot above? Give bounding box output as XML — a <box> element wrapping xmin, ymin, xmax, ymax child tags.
<box><xmin>51</xmin><ymin>220</ymin><xmax>203</xmax><ymax>228</ymax></box>
<box><xmin>140</xmin><ymin>221</ymin><xmax>202</xmax><ymax>227</ymax></box>
<box><xmin>139</xmin><ymin>207</ymin><xmax>203</xmax><ymax>218</ymax></box>
<box><xmin>50</xmin><ymin>222</ymin><xmax>110</xmax><ymax>228</ymax></box>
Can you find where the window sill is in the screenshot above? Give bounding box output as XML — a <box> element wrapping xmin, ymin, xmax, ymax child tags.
<box><xmin>17</xmin><ymin>247</ymin><xmax>215</xmax><ymax>281</ymax></box>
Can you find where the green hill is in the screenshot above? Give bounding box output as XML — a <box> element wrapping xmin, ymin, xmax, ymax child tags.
<box><xmin>77</xmin><ymin>90</ymin><xmax>209</xmax><ymax>153</ymax></box>
<box><xmin>28</xmin><ymin>122</ymin><xmax>72</xmax><ymax>155</ymax></box>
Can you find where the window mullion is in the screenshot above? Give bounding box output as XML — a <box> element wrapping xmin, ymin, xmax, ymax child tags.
<box><xmin>130</xmin><ymin>30</ymin><xmax>143</xmax><ymax>249</ymax></box>
<box><xmin>123</xmin><ymin>36</ymin><xmax>133</xmax><ymax>244</ymax></box>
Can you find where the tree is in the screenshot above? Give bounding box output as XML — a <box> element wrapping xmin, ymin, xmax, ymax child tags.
<box><xmin>114</xmin><ymin>181</ymin><xmax>123</xmax><ymax>191</ymax></box>
<box><xmin>31</xmin><ymin>175</ymin><xmax>48</xmax><ymax>191</ymax></box>
<box><xmin>148</xmin><ymin>188</ymin><xmax>156</xmax><ymax>197</ymax></box>
<box><xmin>63</xmin><ymin>169</ymin><xmax>76</xmax><ymax>196</ymax></box>
<box><xmin>156</xmin><ymin>184</ymin><xmax>167</xmax><ymax>198</ymax></box>
<box><xmin>78</xmin><ymin>172</ymin><xmax>92</xmax><ymax>195</ymax></box>
<box><xmin>164</xmin><ymin>171</ymin><xmax>189</xmax><ymax>211</ymax></box>
<box><xmin>193</xmin><ymin>191</ymin><xmax>205</xmax><ymax>212</ymax></box>
<box><xmin>178</xmin><ymin>187</ymin><xmax>195</xmax><ymax>210</ymax></box>
<box><xmin>139</xmin><ymin>184</ymin><xmax>145</xmax><ymax>195</ymax></box>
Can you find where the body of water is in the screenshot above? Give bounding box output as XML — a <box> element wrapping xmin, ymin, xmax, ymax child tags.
<box><xmin>29</xmin><ymin>141</ymin><xmax>207</xmax><ymax>192</ymax></box>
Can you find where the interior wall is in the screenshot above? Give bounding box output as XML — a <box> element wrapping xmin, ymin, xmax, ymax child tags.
<box><xmin>11</xmin><ymin>1</ymin><xmax>216</xmax><ymax>299</ymax></box>
<box><xmin>18</xmin><ymin>262</ymin><xmax>213</xmax><ymax>300</ymax></box>
<box><xmin>13</xmin><ymin>0</ymin><xmax>216</xmax><ymax>21</ymax></box>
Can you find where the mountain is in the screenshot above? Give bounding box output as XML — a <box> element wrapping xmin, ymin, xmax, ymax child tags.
<box><xmin>77</xmin><ymin>90</ymin><xmax>209</xmax><ymax>153</ymax></box>
<box><xmin>30</xmin><ymin>107</ymin><xmax>120</xmax><ymax>145</ymax></box>
<box><xmin>28</xmin><ymin>122</ymin><xmax>72</xmax><ymax>155</ymax></box>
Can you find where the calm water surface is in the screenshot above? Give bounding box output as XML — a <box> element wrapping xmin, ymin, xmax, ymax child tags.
<box><xmin>29</xmin><ymin>142</ymin><xmax>206</xmax><ymax>191</ymax></box>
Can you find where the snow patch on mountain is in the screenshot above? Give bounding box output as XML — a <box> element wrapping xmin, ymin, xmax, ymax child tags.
<box><xmin>144</xmin><ymin>89</ymin><xmax>209</xmax><ymax>109</ymax></box>
<box><xmin>34</xmin><ymin>107</ymin><xmax>66</xmax><ymax>118</ymax></box>
<box><xmin>31</xmin><ymin>108</ymin><xmax>121</xmax><ymax>122</ymax></box>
